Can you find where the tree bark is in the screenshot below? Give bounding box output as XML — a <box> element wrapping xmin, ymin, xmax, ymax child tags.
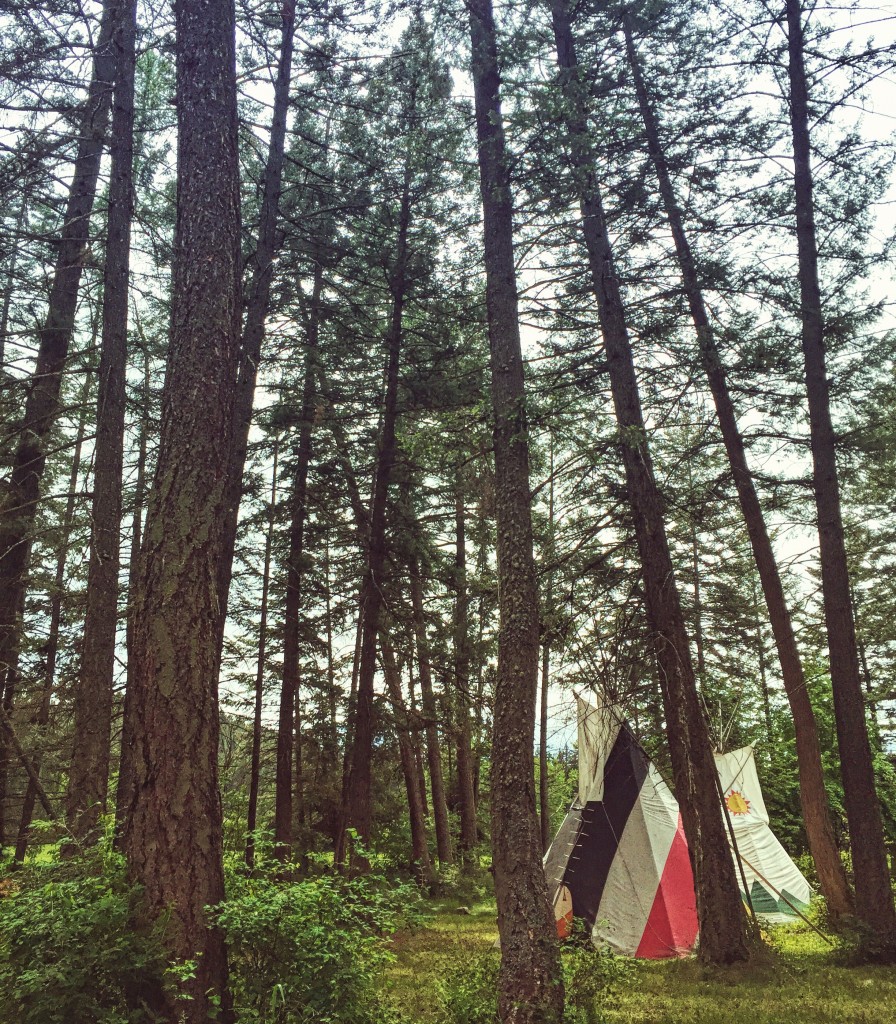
<box><xmin>216</xmin><ymin>0</ymin><xmax>297</xmax><ymax>625</ymax></box>
<box><xmin>621</xmin><ymin>10</ymin><xmax>853</xmax><ymax>922</ymax></box>
<box><xmin>409</xmin><ymin>554</ymin><xmax>453</xmax><ymax>865</ymax></box>
<box><xmin>275</xmin><ymin>263</ymin><xmax>321</xmax><ymax>859</ymax></box>
<box><xmin>784</xmin><ymin>0</ymin><xmax>895</xmax><ymax>950</ymax></box>
<box><xmin>540</xmin><ymin>440</ymin><xmax>555</xmax><ymax>854</ymax></box>
<box><xmin>246</xmin><ymin>438</ymin><xmax>279</xmax><ymax>868</ymax></box>
<box><xmin>122</xmin><ymin>0</ymin><xmax>242</xmax><ymax>1016</ymax></box>
<box><xmin>16</xmin><ymin>370</ymin><xmax>91</xmax><ymax>858</ymax></box>
<box><xmin>0</xmin><ymin>197</ymin><xmax>27</xmax><ymax>371</ymax></box>
<box><xmin>0</xmin><ymin>0</ymin><xmax>116</xmax><ymax>707</ymax></box>
<box><xmin>539</xmin><ymin>641</ymin><xmax>551</xmax><ymax>854</ymax></box>
<box><xmin>341</xmin><ymin>167</ymin><xmax>411</xmax><ymax>865</ymax></box>
<box><xmin>468</xmin><ymin>0</ymin><xmax>565</xmax><ymax>1017</ymax></box>
<box><xmin>113</xmin><ymin>343</ymin><xmax>150</xmax><ymax>846</ymax></box>
<box><xmin>380</xmin><ymin>633</ymin><xmax>437</xmax><ymax>888</ymax></box>
<box><xmin>453</xmin><ymin>479</ymin><xmax>478</xmax><ymax>869</ymax></box>
<box><xmin>550</xmin><ymin>0</ymin><xmax>750</xmax><ymax>964</ymax></box>
<box><xmin>65</xmin><ymin>0</ymin><xmax>137</xmax><ymax>843</ymax></box>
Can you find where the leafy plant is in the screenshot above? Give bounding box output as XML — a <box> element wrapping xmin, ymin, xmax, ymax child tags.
<box><xmin>0</xmin><ymin>841</ymin><xmax>168</xmax><ymax>1024</ymax></box>
<box><xmin>561</xmin><ymin>933</ymin><xmax>633</xmax><ymax>1023</ymax></box>
<box><xmin>433</xmin><ymin>952</ymin><xmax>500</xmax><ymax>1024</ymax></box>
<box><xmin>432</xmin><ymin>928</ymin><xmax>632</xmax><ymax>1024</ymax></box>
<box><xmin>214</xmin><ymin>866</ymin><xmax>424</xmax><ymax>1023</ymax></box>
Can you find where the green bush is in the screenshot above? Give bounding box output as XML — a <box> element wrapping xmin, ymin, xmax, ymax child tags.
<box><xmin>561</xmin><ymin>936</ymin><xmax>633</xmax><ymax>1024</ymax></box>
<box><xmin>433</xmin><ymin>935</ymin><xmax>632</xmax><ymax>1024</ymax></box>
<box><xmin>434</xmin><ymin>952</ymin><xmax>500</xmax><ymax>1024</ymax></box>
<box><xmin>214</xmin><ymin>868</ymin><xmax>424</xmax><ymax>1023</ymax></box>
<box><xmin>0</xmin><ymin>844</ymin><xmax>168</xmax><ymax>1024</ymax></box>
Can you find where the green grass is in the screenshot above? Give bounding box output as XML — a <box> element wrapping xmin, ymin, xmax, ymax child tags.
<box><xmin>385</xmin><ymin>898</ymin><xmax>896</xmax><ymax>1023</ymax></box>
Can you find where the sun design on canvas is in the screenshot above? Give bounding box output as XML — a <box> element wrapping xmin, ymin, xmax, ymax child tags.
<box><xmin>725</xmin><ymin>790</ymin><xmax>751</xmax><ymax>815</ymax></box>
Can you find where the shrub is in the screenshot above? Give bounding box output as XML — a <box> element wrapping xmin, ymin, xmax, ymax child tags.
<box><xmin>561</xmin><ymin>936</ymin><xmax>633</xmax><ymax>1024</ymax></box>
<box><xmin>434</xmin><ymin>952</ymin><xmax>500</xmax><ymax>1024</ymax></box>
<box><xmin>433</xmin><ymin>932</ymin><xmax>632</xmax><ymax>1024</ymax></box>
<box><xmin>0</xmin><ymin>843</ymin><xmax>168</xmax><ymax>1024</ymax></box>
<box><xmin>214</xmin><ymin>868</ymin><xmax>424</xmax><ymax>1023</ymax></box>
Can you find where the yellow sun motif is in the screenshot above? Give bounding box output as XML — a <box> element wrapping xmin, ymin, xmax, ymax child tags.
<box><xmin>725</xmin><ymin>790</ymin><xmax>751</xmax><ymax>815</ymax></box>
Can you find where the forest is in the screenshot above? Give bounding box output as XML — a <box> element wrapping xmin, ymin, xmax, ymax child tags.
<box><xmin>0</xmin><ymin>0</ymin><xmax>895</xmax><ymax>1021</ymax></box>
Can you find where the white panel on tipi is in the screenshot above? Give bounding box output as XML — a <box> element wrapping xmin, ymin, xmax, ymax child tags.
<box><xmin>715</xmin><ymin>746</ymin><xmax>813</xmax><ymax>923</ymax></box>
<box><xmin>577</xmin><ymin>698</ymin><xmax>619</xmax><ymax>805</ymax></box>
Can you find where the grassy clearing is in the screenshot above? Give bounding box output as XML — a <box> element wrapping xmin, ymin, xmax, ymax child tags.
<box><xmin>385</xmin><ymin>898</ymin><xmax>896</xmax><ymax>1023</ymax></box>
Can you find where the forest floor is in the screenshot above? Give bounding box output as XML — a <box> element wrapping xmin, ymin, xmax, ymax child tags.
<box><xmin>385</xmin><ymin>896</ymin><xmax>896</xmax><ymax>1023</ymax></box>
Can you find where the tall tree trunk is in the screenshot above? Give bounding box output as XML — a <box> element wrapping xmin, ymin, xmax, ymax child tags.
<box><xmin>324</xmin><ymin>532</ymin><xmax>339</xmax><ymax>763</ymax></box>
<box><xmin>122</xmin><ymin>0</ymin><xmax>242</xmax><ymax>1016</ymax></box>
<box><xmin>246</xmin><ymin>438</ymin><xmax>279</xmax><ymax>868</ymax></box>
<box><xmin>408</xmin><ymin>666</ymin><xmax>430</xmax><ymax>818</ymax></box>
<box><xmin>539</xmin><ymin>641</ymin><xmax>551</xmax><ymax>854</ymax></box>
<box><xmin>0</xmin><ymin>197</ymin><xmax>27</xmax><ymax>371</ymax></box>
<box><xmin>334</xmin><ymin>604</ymin><xmax>363</xmax><ymax>865</ymax></box>
<box><xmin>784</xmin><ymin>0</ymin><xmax>895</xmax><ymax>950</ymax></box>
<box><xmin>0</xmin><ymin>0</ymin><xmax>117</xmax><ymax>699</ymax></box>
<box><xmin>15</xmin><ymin>372</ymin><xmax>91</xmax><ymax>858</ymax></box>
<box><xmin>550</xmin><ymin>0</ymin><xmax>750</xmax><ymax>964</ymax></box>
<box><xmin>540</xmin><ymin>439</ymin><xmax>555</xmax><ymax>854</ymax></box>
<box><xmin>113</xmin><ymin>344</ymin><xmax>150</xmax><ymax>845</ymax></box>
<box><xmin>341</xmin><ymin>168</ymin><xmax>411</xmax><ymax>864</ymax></box>
<box><xmin>622</xmin><ymin>11</ymin><xmax>853</xmax><ymax>921</ymax></box>
<box><xmin>453</xmin><ymin>478</ymin><xmax>478</xmax><ymax>869</ymax></box>
<box><xmin>380</xmin><ymin>633</ymin><xmax>437</xmax><ymax>888</ymax></box>
<box><xmin>409</xmin><ymin>554</ymin><xmax>452</xmax><ymax>865</ymax></box>
<box><xmin>468</xmin><ymin>0</ymin><xmax>564</xmax><ymax>1018</ymax></box>
<box><xmin>275</xmin><ymin>264</ymin><xmax>321</xmax><ymax>859</ymax></box>
<box><xmin>217</xmin><ymin>0</ymin><xmax>297</xmax><ymax>621</ymax></box>
<box><xmin>65</xmin><ymin>0</ymin><xmax>137</xmax><ymax>843</ymax></box>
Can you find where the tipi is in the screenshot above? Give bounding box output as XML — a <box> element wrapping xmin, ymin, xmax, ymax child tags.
<box><xmin>714</xmin><ymin>746</ymin><xmax>812</xmax><ymax>923</ymax></box>
<box><xmin>543</xmin><ymin>699</ymin><xmax>699</xmax><ymax>958</ymax></box>
<box><xmin>544</xmin><ymin>699</ymin><xmax>814</xmax><ymax>957</ymax></box>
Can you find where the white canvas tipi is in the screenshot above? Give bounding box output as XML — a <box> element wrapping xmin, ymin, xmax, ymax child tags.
<box><xmin>542</xmin><ymin>700</ymin><xmax>699</xmax><ymax>958</ymax></box>
<box><xmin>715</xmin><ymin>746</ymin><xmax>813</xmax><ymax>923</ymax></box>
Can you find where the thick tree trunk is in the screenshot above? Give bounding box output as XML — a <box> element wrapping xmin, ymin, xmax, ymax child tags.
<box><xmin>246</xmin><ymin>439</ymin><xmax>279</xmax><ymax>868</ymax></box>
<box><xmin>217</xmin><ymin>0</ymin><xmax>297</xmax><ymax>621</ymax></box>
<box><xmin>784</xmin><ymin>0</ymin><xmax>896</xmax><ymax>950</ymax></box>
<box><xmin>341</xmin><ymin>169</ymin><xmax>411</xmax><ymax>863</ymax></box>
<box><xmin>550</xmin><ymin>0</ymin><xmax>750</xmax><ymax>964</ymax></box>
<box><xmin>468</xmin><ymin>0</ymin><xmax>565</xmax><ymax>1017</ymax></box>
<box><xmin>122</xmin><ymin>0</ymin><xmax>242</xmax><ymax>1017</ymax></box>
<box><xmin>381</xmin><ymin>634</ymin><xmax>437</xmax><ymax>888</ymax></box>
<box><xmin>0</xmin><ymin>0</ymin><xmax>116</xmax><ymax>706</ymax></box>
<box><xmin>275</xmin><ymin>264</ymin><xmax>321</xmax><ymax>859</ymax></box>
<box><xmin>409</xmin><ymin>555</ymin><xmax>452</xmax><ymax>865</ymax></box>
<box><xmin>622</xmin><ymin>11</ymin><xmax>853</xmax><ymax>922</ymax></box>
<box><xmin>453</xmin><ymin>480</ymin><xmax>478</xmax><ymax>869</ymax></box>
<box><xmin>65</xmin><ymin>0</ymin><xmax>137</xmax><ymax>843</ymax></box>
<box><xmin>16</xmin><ymin>372</ymin><xmax>90</xmax><ymax>858</ymax></box>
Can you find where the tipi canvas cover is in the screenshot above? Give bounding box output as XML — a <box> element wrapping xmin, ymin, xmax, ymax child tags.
<box><xmin>714</xmin><ymin>746</ymin><xmax>812</xmax><ymax>923</ymax></box>
<box><xmin>543</xmin><ymin>700</ymin><xmax>699</xmax><ymax>958</ymax></box>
